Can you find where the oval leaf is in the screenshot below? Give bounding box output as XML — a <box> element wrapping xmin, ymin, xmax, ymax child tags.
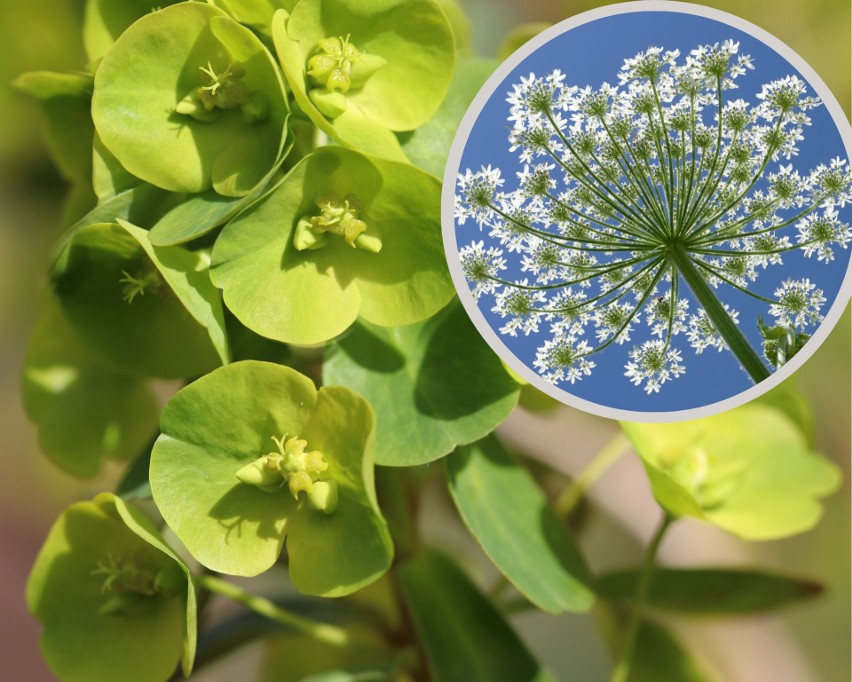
<box><xmin>324</xmin><ymin>302</ymin><xmax>519</xmax><ymax>466</ymax></box>
<box><xmin>399</xmin><ymin>550</ymin><xmax>554</xmax><ymax>682</ymax></box>
<box><xmin>446</xmin><ymin>435</ymin><xmax>594</xmax><ymax>613</ymax></box>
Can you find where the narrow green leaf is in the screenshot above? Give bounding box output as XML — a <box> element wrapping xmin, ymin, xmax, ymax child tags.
<box><xmin>399</xmin><ymin>550</ymin><xmax>553</xmax><ymax>682</ymax></box>
<box><xmin>598</xmin><ymin>568</ymin><xmax>823</xmax><ymax>615</ymax></box>
<box><xmin>446</xmin><ymin>435</ymin><xmax>594</xmax><ymax>613</ymax></box>
<box><xmin>324</xmin><ymin>302</ymin><xmax>519</xmax><ymax>466</ymax></box>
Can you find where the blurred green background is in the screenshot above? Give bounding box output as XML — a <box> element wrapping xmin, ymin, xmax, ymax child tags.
<box><xmin>0</xmin><ymin>0</ymin><xmax>848</xmax><ymax>680</ymax></box>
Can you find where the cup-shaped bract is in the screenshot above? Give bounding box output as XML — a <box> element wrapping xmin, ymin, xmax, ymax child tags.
<box><xmin>149</xmin><ymin>361</ymin><xmax>393</xmax><ymax>597</ymax></box>
<box><xmin>27</xmin><ymin>493</ymin><xmax>197</xmax><ymax>682</ymax></box>
<box><xmin>272</xmin><ymin>0</ymin><xmax>454</xmax><ymax>156</ymax></box>
<box><xmin>92</xmin><ymin>3</ymin><xmax>289</xmax><ymax>197</ymax></box>
<box><xmin>51</xmin><ymin>222</ymin><xmax>227</xmax><ymax>379</ymax></box>
<box><xmin>622</xmin><ymin>404</ymin><xmax>841</xmax><ymax>540</ymax></box>
<box><xmin>211</xmin><ymin>147</ymin><xmax>454</xmax><ymax>344</ymax></box>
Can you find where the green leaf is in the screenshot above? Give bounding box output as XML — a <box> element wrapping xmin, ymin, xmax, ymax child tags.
<box><xmin>262</xmin><ymin>631</ymin><xmax>391</xmax><ymax>682</ymax></box>
<box><xmin>119</xmin><ymin>220</ymin><xmax>230</xmax><ymax>365</ymax></box>
<box><xmin>22</xmin><ymin>300</ymin><xmax>159</xmax><ymax>478</ymax></box>
<box><xmin>147</xmin><ymin>126</ymin><xmax>293</xmax><ymax>246</ymax></box>
<box><xmin>435</xmin><ymin>0</ymin><xmax>473</xmax><ymax>53</ymax></box>
<box><xmin>272</xmin><ymin>0</ymin><xmax>454</xmax><ymax>155</ymax></box>
<box><xmin>210</xmin><ymin>0</ymin><xmax>297</xmax><ymax>40</ymax></box>
<box><xmin>150</xmin><ymin>361</ymin><xmax>392</xmax><ymax>595</ymax></box>
<box><xmin>446</xmin><ymin>435</ymin><xmax>594</xmax><ymax>613</ymax></box>
<box><xmin>598</xmin><ymin>568</ymin><xmax>823</xmax><ymax>615</ymax></box>
<box><xmin>755</xmin><ymin>379</ymin><xmax>815</xmax><ymax>447</ymax></box>
<box><xmin>15</xmin><ymin>71</ymin><xmax>94</xmax><ymax>184</ymax></box>
<box><xmin>92</xmin><ymin>3</ymin><xmax>289</xmax><ymax>196</ymax></box>
<box><xmin>621</xmin><ymin>404</ymin><xmax>841</xmax><ymax>540</ymax></box>
<box><xmin>399</xmin><ymin>550</ymin><xmax>553</xmax><ymax>682</ymax></box>
<box><xmin>83</xmin><ymin>0</ymin><xmax>180</xmax><ymax>62</ymax></box>
<box><xmin>211</xmin><ymin>146</ymin><xmax>454</xmax><ymax>344</ymax></box>
<box><xmin>324</xmin><ymin>302</ymin><xmax>518</xmax><ymax>466</ymax></box>
<box><xmin>51</xmin><ymin>222</ymin><xmax>222</xmax><ymax>379</ymax></box>
<box><xmin>92</xmin><ymin>134</ymin><xmax>141</xmax><ymax>201</ymax></box>
<box><xmin>26</xmin><ymin>493</ymin><xmax>196</xmax><ymax>682</ymax></box>
<box><xmin>627</xmin><ymin>619</ymin><xmax>712</xmax><ymax>682</ymax></box>
<box><xmin>399</xmin><ymin>58</ymin><xmax>497</xmax><ymax>178</ymax></box>
<box><xmin>499</xmin><ymin>23</ymin><xmax>552</xmax><ymax>61</ymax></box>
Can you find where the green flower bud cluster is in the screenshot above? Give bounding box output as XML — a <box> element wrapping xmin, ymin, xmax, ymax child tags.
<box><xmin>306</xmin><ymin>35</ymin><xmax>386</xmax><ymax>119</ymax></box>
<box><xmin>236</xmin><ymin>434</ymin><xmax>339</xmax><ymax>514</ymax></box>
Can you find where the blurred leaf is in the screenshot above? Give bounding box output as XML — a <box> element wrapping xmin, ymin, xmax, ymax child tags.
<box><xmin>628</xmin><ymin>619</ymin><xmax>712</xmax><ymax>682</ymax></box>
<box><xmin>446</xmin><ymin>435</ymin><xmax>594</xmax><ymax>613</ymax></box>
<box><xmin>436</xmin><ymin>0</ymin><xmax>473</xmax><ymax>53</ymax></box>
<box><xmin>499</xmin><ymin>22</ymin><xmax>552</xmax><ymax>60</ymax></box>
<box><xmin>399</xmin><ymin>550</ymin><xmax>554</xmax><ymax>682</ymax></box>
<box><xmin>263</xmin><ymin>631</ymin><xmax>391</xmax><ymax>682</ymax></box>
<box><xmin>400</xmin><ymin>58</ymin><xmax>497</xmax><ymax>178</ymax></box>
<box><xmin>22</xmin><ymin>300</ymin><xmax>159</xmax><ymax>478</ymax></box>
<box><xmin>15</xmin><ymin>71</ymin><xmax>94</xmax><ymax>184</ymax></box>
<box><xmin>325</xmin><ymin>302</ymin><xmax>519</xmax><ymax>466</ymax></box>
<box><xmin>622</xmin><ymin>404</ymin><xmax>841</xmax><ymax>540</ymax></box>
<box><xmin>598</xmin><ymin>568</ymin><xmax>823</xmax><ymax>615</ymax></box>
<box><xmin>116</xmin><ymin>443</ymin><xmax>154</xmax><ymax>500</ymax></box>
<box><xmin>755</xmin><ymin>379</ymin><xmax>815</xmax><ymax>447</ymax></box>
<box><xmin>83</xmin><ymin>0</ymin><xmax>181</xmax><ymax>62</ymax></box>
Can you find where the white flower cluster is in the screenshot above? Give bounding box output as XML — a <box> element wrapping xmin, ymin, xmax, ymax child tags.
<box><xmin>455</xmin><ymin>41</ymin><xmax>850</xmax><ymax>395</ymax></box>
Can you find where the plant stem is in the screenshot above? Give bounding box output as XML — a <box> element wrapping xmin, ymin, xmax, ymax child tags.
<box><xmin>555</xmin><ymin>432</ymin><xmax>630</xmax><ymax>519</ymax></box>
<box><xmin>669</xmin><ymin>247</ymin><xmax>771</xmax><ymax>383</ymax></box>
<box><xmin>196</xmin><ymin>575</ymin><xmax>366</xmax><ymax>650</ymax></box>
<box><xmin>609</xmin><ymin>515</ymin><xmax>673</xmax><ymax>682</ymax></box>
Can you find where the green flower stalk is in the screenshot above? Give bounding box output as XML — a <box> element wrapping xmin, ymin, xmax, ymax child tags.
<box><xmin>455</xmin><ymin>42</ymin><xmax>852</xmax><ymax>394</ymax></box>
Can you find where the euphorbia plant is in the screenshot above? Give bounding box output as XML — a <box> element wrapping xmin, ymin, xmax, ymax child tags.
<box><xmin>17</xmin><ymin>2</ymin><xmax>846</xmax><ymax>681</ymax></box>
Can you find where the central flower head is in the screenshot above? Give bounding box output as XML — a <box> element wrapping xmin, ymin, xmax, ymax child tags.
<box><xmin>236</xmin><ymin>434</ymin><xmax>338</xmax><ymax>514</ymax></box>
<box><xmin>304</xmin><ymin>34</ymin><xmax>386</xmax><ymax>118</ymax></box>
<box><xmin>177</xmin><ymin>59</ymin><xmax>269</xmax><ymax>124</ymax></box>
<box><xmin>293</xmin><ymin>193</ymin><xmax>382</xmax><ymax>253</ymax></box>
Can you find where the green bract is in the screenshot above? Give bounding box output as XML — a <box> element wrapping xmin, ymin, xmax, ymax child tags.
<box><xmin>324</xmin><ymin>302</ymin><xmax>519</xmax><ymax>466</ymax></box>
<box><xmin>622</xmin><ymin>404</ymin><xmax>841</xmax><ymax>540</ymax></box>
<box><xmin>83</xmin><ymin>0</ymin><xmax>180</xmax><ymax>62</ymax></box>
<box><xmin>92</xmin><ymin>3</ymin><xmax>289</xmax><ymax>196</ymax></box>
<box><xmin>211</xmin><ymin>146</ymin><xmax>454</xmax><ymax>344</ymax></box>
<box><xmin>149</xmin><ymin>361</ymin><xmax>393</xmax><ymax>595</ymax></box>
<box><xmin>22</xmin><ymin>300</ymin><xmax>159</xmax><ymax>478</ymax></box>
<box><xmin>51</xmin><ymin>221</ymin><xmax>226</xmax><ymax>379</ymax></box>
<box><xmin>27</xmin><ymin>493</ymin><xmax>196</xmax><ymax>682</ymax></box>
<box><xmin>272</xmin><ymin>0</ymin><xmax>454</xmax><ymax>158</ymax></box>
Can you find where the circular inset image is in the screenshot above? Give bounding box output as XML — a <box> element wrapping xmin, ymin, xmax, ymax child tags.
<box><xmin>444</xmin><ymin>2</ymin><xmax>852</xmax><ymax>421</ymax></box>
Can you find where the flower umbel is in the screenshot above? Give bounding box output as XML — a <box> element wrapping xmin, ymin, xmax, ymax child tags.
<box><xmin>455</xmin><ymin>41</ymin><xmax>851</xmax><ymax>394</ymax></box>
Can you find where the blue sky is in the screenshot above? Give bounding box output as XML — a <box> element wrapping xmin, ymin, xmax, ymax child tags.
<box><xmin>454</xmin><ymin>10</ymin><xmax>850</xmax><ymax>413</ymax></box>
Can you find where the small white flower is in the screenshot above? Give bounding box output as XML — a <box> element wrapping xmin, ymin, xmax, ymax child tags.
<box><xmin>770</xmin><ymin>279</ymin><xmax>826</xmax><ymax>330</ymax></box>
<box><xmin>534</xmin><ymin>335</ymin><xmax>595</xmax><ymax>385</ymax></box>
<box><xmin>624</xmin><ymin>340</ymin><xmax>686</xmax><ymax>394</ymax></box>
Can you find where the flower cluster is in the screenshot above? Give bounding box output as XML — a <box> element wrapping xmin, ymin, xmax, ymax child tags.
<box><xmin>455</xmin><ymin>41</ymin><xmax>852</xmax><ymax>394</ymax></box>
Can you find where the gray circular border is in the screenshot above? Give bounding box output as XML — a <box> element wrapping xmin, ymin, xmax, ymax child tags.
<box><xmin>442</xmin><ymin>0</ymin><xmax>852</xmax><ymax>423</ymax></box>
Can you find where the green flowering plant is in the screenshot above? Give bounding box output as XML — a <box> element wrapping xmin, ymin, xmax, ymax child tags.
<box><xmin>16</xmin><ymin>1</ymin><xmax>847</xmax><ymax>681</ymax></box>
<box><xmin>27</xmin><ymin>493</ymin><xmax>197</xmax><ymax>682</ymax></box>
